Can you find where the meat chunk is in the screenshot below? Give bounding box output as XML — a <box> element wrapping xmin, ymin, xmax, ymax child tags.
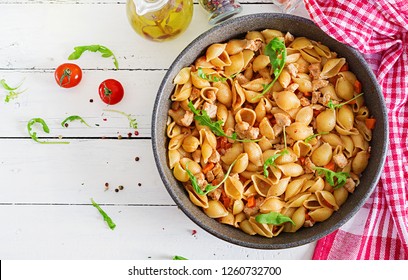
<box><xmin>308</xmin><ymin>63</ymin><xmax>321</xmax><ymax>79</ymax></box>
<box><xmin>304</xmin><ymin>157</ymin><xmax>316</xmax><ymax>173</ymax></box>
<box><xmin>333</xmin><ymin>153</ymin><xmax>348</xmax><ymax>168</ymax></box>
<box><xmin>286</xmin><ymin>82</ymin><xmax>299</xmax><ymax>92</ymax></box>
<box><xmin>311</xmin><ymin>91</ymin><xmax>320</xmax><ymax>104</ymax></box>
<box><xmin>202</xmin><ymin>102</ymin><xmax>217</xmax><ymax>119</ymax></box>
<box><xmin>344</xmin><ymin>178</ymin><xmax>356</xmax><ymax>193</ymax></box>
<box><xmin>208</xmin><ymin>150</ymin><xmax>221</xmax><ymax>164</ymax></box>
<box><xmin>284</xmin><ymin>32</ymin><xmax>294</xmax><ymax>44</ymax></box>
<box><xmin>168</xmin><ymin>108</ymin><xmax>194</xmax><ymax>127</ymax></box>
<box><xmin>245</xmin><ymin>39</ymin><xmax>263</xmax><ymax>52</ymax></box>
<box><xmin>312</xmin><ymin>79</ymin><xmax>329</xmax><ymax>91</ymax></box>
<box><xmin>287</xmin><ymin>63</ymin><xmax>299</xmax><ymax>78</ymax></box>
<box><xmin>243</xmin><ymin>197</ymin><xmax>264</xmax><ymax>217</ymax></box>
<box><xmin>235</xmin><ymin>122</ymin><xmax>259</xmax><ymax>140</ymax></box>
<box><xmin>300</xmin><ymin>97</ymin><xmax>311</xmax><ymax>106</ymax></box>
<box><xmin>274</xmin><ymin>113</ymin><xmax>292</xmax><ymax>127</ymax></box>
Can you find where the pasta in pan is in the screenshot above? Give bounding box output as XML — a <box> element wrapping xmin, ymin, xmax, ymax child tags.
<box><xmin>166</xmin><ymin>29</ymin><xmax>375</xmax><ymax>237</ymax></box>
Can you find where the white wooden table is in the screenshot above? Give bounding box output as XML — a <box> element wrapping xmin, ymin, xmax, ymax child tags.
<box><xmin>0</xmin><ymin>0</ymin><xmax>316</xmax><ymax>259</ymax></box>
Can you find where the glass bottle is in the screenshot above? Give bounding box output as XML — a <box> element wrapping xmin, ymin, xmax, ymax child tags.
<box><xmin>199</xmin><ymin>0</ymin><xmax>242</xmax><ymax>25</ymax></box>
<box><xmin>126</xmin><ymin>0</ymin><xmax>193</xmax><ymax>42</ymax></box>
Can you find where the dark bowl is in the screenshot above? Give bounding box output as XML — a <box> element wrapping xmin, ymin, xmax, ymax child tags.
<box><xmin>152</xmin><ymin>13</ymin><xmax>388</xmax><ymax>249</ymax></box>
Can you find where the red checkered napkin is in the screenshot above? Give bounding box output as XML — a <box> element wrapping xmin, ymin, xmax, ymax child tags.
<box><xmin>303</xmin><ymin>0</ymin><xmax>408</xmax><ymax>259</ymax></box>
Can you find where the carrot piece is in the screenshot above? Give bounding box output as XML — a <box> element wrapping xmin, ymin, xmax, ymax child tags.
<box><xmin>365</xmin><ymin>118</ymin><xmax>376</xmax><ymax>129</ymax></box>
<box><xmin>221</xmin><ymin>191</ymin><xmax>231</xmax><ymax>209</ymax></box>
<box><xmin>303</xmin><ymin>91</ymin><xmax>312</xmax><ymax>97</ymax></box>
<box><xmin>247</xmin><ymin>196</ymin><xmax>256</xmax><ymax>208</ymax></box>
<box><xmin>202</xmin><ymin>162</ymin><xmax>215</xmax><ymax>174</ymax></box>
<box><xmin>299</xmin><ymin>156</ymin><xmax>306</xmax><ymax>166</ymax></box>
<box><xmin>324</xmin><ymin>161</ymin><xmax>336</xmax><ymax>171</ymax></box>
<box><xmin>354</xmin><ymin>80</ymin><xmax>362</xmax><ymax>93</ymax></box>
<box><xmin>339</xmin><ymin>63</ymin><xmax>349</xmax><ymax>72</ymax></box>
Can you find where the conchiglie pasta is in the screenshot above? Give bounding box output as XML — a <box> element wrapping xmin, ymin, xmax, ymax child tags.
<box><xmin>166</xmin><ymin>28</ymin><xmax>374</xmax><ymax>239</ymax></box>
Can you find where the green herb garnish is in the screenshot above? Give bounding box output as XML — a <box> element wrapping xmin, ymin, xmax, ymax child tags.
<box><xmin>256</xmin><ymin>38</ymin><xmax>287</xmax><ymax>98</ymax></box>
<box><xmin>1</xmin><ymin>79</ymin><xmax>26</xmax><ymax>103</ymax></box>
<box><xmin>328</xmin><ymin>93</ymin><xmax>364</xmax><ymax>110</ymax></box>
<box><xmin>314</xmin><ymin>166</ymin><xmax>350</xmax><ymax>189</ymax></box>
<box><xmin>263</xmin><ymin>149</ymin><xmax>289</xmax><ymax>178</ymax></box>
<box><xmin>304</xmin><ymin>131</ymin><xmax>329</xmax><ymax>143</ymax></box>
<box><xmin>61</xmin><ymin>115</ymin><xmax>91</xmax><ymax>128</ymax></box>
<box><xmin>91</xmin><ymin>198</ymin><xmax>116</xmax><ymax>230</ymax></box>
<box><xmin>103</xmin><ymin>109</ymin><xmax>138</xmax><ymax>129</ymax></box>
<box><xmin>68</xmin><ymin>45</ymin><xmax>119</xmax><ymax>70</ymax></box>
<box><xmin>197</xmin><ymin>67</ymin><xmax>227</xmax><ymax>82</ymax></box>
<box><xmin>186</xmin><ymin>159</ymin><xmax>237</xmax><ymax>196</ymax></box>
<box><xmin>27</xmin><ymin>118</ymin><xmax>70</xmax><ymax>144</ymax></box>
<box><xmin>173</xmin><ymin>256</ymin><xmax>188</xmax><ymax>260</ymax></box>
<box><xmin>188</xmin><ymin>101</ymin><xmax>258</xmax><ymax>143</ymax></box>
<box><xmin>255</xmin><ymin>212</ymin><xmax>295</xmax><ymax>225</ymax></box>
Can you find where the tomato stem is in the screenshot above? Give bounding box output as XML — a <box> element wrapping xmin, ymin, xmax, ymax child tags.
<box><xmin>59</xmin><ymin>68</ymin><xmax>72</xmax><ymax>86</ymax></box>
<box><xmin>103</xmin><ymin>83</ymin><xmax>112</xmax><ymax>97</ymax></box>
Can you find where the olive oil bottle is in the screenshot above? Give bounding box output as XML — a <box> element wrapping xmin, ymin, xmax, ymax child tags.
<box><xmin>126</xmin><ymin>0</ymin><xmax>193</xmax><ymax>42</ymax></box>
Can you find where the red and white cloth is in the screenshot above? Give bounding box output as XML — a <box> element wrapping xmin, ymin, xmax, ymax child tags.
<box><xmin>302</xmin><ymin>0</ymin><xmax>408</xmax><ymax>259</ymax></box>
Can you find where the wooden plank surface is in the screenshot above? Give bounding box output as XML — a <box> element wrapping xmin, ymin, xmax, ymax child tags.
<box><xmin>0</xmin><ymin>0</ymin><xmax>316</xmax><ymax>259</ymax></box>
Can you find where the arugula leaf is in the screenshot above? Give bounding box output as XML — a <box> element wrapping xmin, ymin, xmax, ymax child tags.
<box><xmin>173</xmin><ymin>256</ymin><xmax>188</xmax><ymax>260</ymax></box>
<box><xmin>255</xmin><ymin>211</ymin><xmax>295</xmax><ymax>225</ymax></box>
<box><xmin>314</xmin><ymin>166</ymin><xmax>350</xmax><ymax>189</ymax></box>
<box><xmin>186</xmin><ymin>159</ymin><xmax>237</xmax><ymax>196</ymax></box>
<box><xmin>188</xmin><ymin>101</ymin><xmax>258</xmax><ymax>143</ymax></box>
<box><xmin>27</xmin><ymin>118</ymin><xmax>70</xmax><ymax>144</ymax></box>
<box><xmin>328</xmin><ymin>93</ymin><xmax>364</xmax><ymax>110</ymax></box>
<box><xmin>103</xmin><ymin>109</ymin><xmax>138</xmax><ymax>129</ymax></box>
<box><xmin>68</xmin><ymin>45</ymin><xmax>119</xmax><ymax>70</ymax></box>
<box><xmin>197</xmin><ymin>67</ymin><xmax>227</xmax><ymax>82</ymax></box>
<box><xmin>304</xmin><ymin>131</ymin><xmax>329</xmax><ymax>143</ymax></box>
<box><xmin>61</xmin><ymin>115</ymin><xmax>91</xmax><ymax>128</ymax></box>
<box><xmin>91</xmin><ymin>198</ymin><xmax>116</xmax><ymax>230</ymax></box>
<box><xmin>1</xmin><ymin>79</ymin><xmax>26</xmax><ymax>102</ymax></box>
<box><xmin>256</xmin><ymin>38</ymin><xmax>287</xmax><ymax>98</ymax></box>
<box><xmin>263</xmin><ymin>149</ymin><xmax>289</xmax><ymax>177</ymax></box>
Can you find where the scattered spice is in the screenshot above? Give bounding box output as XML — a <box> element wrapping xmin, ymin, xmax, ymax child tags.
<box><xmin>134</xmin><ymin>131</ymin><xmax>139</xmax><ymax>136</ymax></box>
<box><xmin>64</xmin><ymin>123</ymin><xmax>69</xmax><ymax>128</ymax></box>
<box><xmin>115</xmin><ymin>188</ymin><xmax>119</xmax><ymax>193</ymax></box>
<box><xmin>104</xmin><ymin>182</ymin><xmax>109</xmax><ymax>191</ymax></box>
<box><xmin>95</xmin><ymin>123</ymin><xmax>100</xmax><ymax>127</ymax></box>
<box><xmin>103</xmin><ymin>118</ymin><xmax>107</xmax><ymax>121</ymax></box>
<box><xmin>192</xmin><ymin>229</ymin><xmax>197</xmax><ymax>235</ymax></box>
<box><xmin>118</xmin><ymin>185</ymin><xmax>124</xmax><ymax>190</ymax></box>
<box><xmin>89</xmin><ymin>99</ymin><xmax>94</xmax><ymax>103</ymax></box>
<box><xmin>138</xmin><ymin>183</ymin><xmax>142</xmax><ymax>187</ymax></box>
<box><xmin>135</xmin><ymin>156</ymin><xmax>140</xmax><ymax>162</ymax></box>
<box><xmin>117</xmin><ymin>135</ymin><xmax>122</xmax><ymax>140</ymax></box>
<box><xmin>127</xmin><ymin>132</ymin><xmax>132</xmax><ymax>138</ymax></box>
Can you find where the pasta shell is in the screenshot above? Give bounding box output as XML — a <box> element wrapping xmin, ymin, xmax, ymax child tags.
<box><xmin>185</xmin><ymin>184</ymin><xmax>209</xmax><ymax>208</ymax></box>
<box><xmin>303</xmin><ymin>194</ymin><xmax>321</xmax><ymax>210</ymax></box>
<box><xmin>219</xmin><ymin>212</ymin><xmax>235</xmax><ymax>226</ymax></box>
<box><xmin>233</xmin><ymin>199</ymin><xmax>245</xmax><ymax>215</ymax></box>
<box><xmin>286</xmin><ymin>192</ymin><xmax>311</xmax><ymax>208</ymax></box>
<box><xmin>266</xmin><ymin>176</ymin><xmax>290</xmax><ymax>197</ymax></box>
<box><xmin>231</xmin><ymin>153</ymin><xmax>249</xmax><ymax>173</ymax></box>
<box><xmin>253</xmin><ymin>55</ymin><xmax>270</xmax><ymax>72</ymax></box>
<box><xmin>334</xmin><ymin>187</ymin><xmax>349</xmax><ymax>207</ymax></box>
<box><xmin>242</xmin><ymin>49</ymin><xmax>255</xmax><ymax>69</ymax></box>
<box><xmin>168</xmin><ymin>149</ymin><xmax>181</xmax><ymax>169</ymax></box>
<box><xmin>321</xmin><ymin>133</ymin><xmax>343</xmax><ymax>147</ymax></box>
<box><xmin>226</xmin><ymin>39</ymin><xmax>247</xmax><ymax>55</ymax></box>
<box><xmin>239</xmin><ymin>219</ymin><xmax>257</xmax><ymax>235</ymax></box>
<box><xmin>352</xmin><ymin>150</ymin><xmax>370</xmax><ymax>174</ymax></box>
<box><xmin>292</xmin><ymin>76</ymin><xmax>313</xmax><ymax>93</ymax></box>
<box><xmin>213</xmin><ymin>81</ymin><xmax>232</xmax><ymax>107</ymax></box>
<box><xmin>245</xmin><ymin>31</ymin><xmax>264</xmax><ymax>42</ymax></box>
<box><xmin>259</xmin><ymin>117</ymin><xmax>275</xmax><ymax>139</ymax></box>
<box><xmin>248</xmin><ymin>217</ymin><xmax>273</xmax><ymax>238</ymax></box>
<box><xmin>166</xmin><ymin>121</ymin><xmax>181</xmax><ymax>138</ymax></box>
<box><xmin>316</xmin><ymin>109</ymin><xmax>336</xmax><ymax>133</ymax></box>
<box><xmin>182</xmin><ymin>135</ymin><xmax>200</xmax><ymax>153</ymax></box>
<box><xmin>311</xmin><ymin>143</ymin><xmax>333</xmax><ymax>166</ymax></box>
<box><xmin>260</xmin><ymin>196</ymin><xmax>285</xmax><ymax>213</ymax></box>
<box><xmin>251</xmin><ymin>174</ymin><xmax>273</xmax><ymax>197</ymax></box>
<box><xmin>320</xmin><ymin>58</ymin><xmax>346</xmax><ymax>79</ymax></box>
<box><xmin>210</xmin><ymin>50</ymin><xmax>232</xmax><ymax>68</ymax></box>
<box><xmin>292</xmin><ymin>140</ymin><xmax>312</xmax><ymax>157</ymax></box>
<box><xmin>206</xmin><ymin>43</ymin><xmax>227</xmax><ymax>61</ymax></box>
<box><xmin>235</xmin><ymin>108</ymin><xmax>257</xmax><ymax>126</ymax></box>
<box><xmin>286</xmin><ymin>122</ymin><xmax>314</xmax><ymax>141</ymax></box>
<box><xmin>224</xmin><ymin>52</ymin><xmax>244</xmax><ymax>77</ymax></box>
<box><xmin>284</xmin><ymin>177</ymin><xmax>307</xmax><ymax>201</ymax></box>
<box><xmin>273</xmin><ymin>91</ymin><xmax>301</xmax><ymax>111</ymax></box>
<box><xmin>316</xmin><ymin>190</ymin><xmax>339</xmax><ymax>210</ymax></box>
<box><xmin>171</xmin><ymin>79</ymin><xmax>192</xmax><ymax>101</ymax></box>
<box><xmin>295</xmin><ymin>106</ymin><xmax>313</xmax><ymax>125</ymax></box>
<box><xmin>337</xmin><ymin>105</ymin><xmax>354</xmax><ymax>130</ymax></box>
<box><xmin>261</xmin><ymin>29</ymin><xmax>284</xmax><ymax>43</ymax></box>
<box><xmin>277</xmin><ymin>163</ymin><xmax>304</xmax><ymax>177</ymax></box>
<box><xmin>312</xmin><ymin>41</ymin><xmax>332</xmax><ymax>58</ymax></box>
<box><xmin>168</xmin><ymin>134</ymin><xmax>185</xmax><ymax>150</ymax></box>
<box><xmin>278</xmin><ymin>68</ymin><xmax>291</xmax><ymax>88</ymax></box>
<box><xmin>300</xmin><ymin>48</ymin><xmax>321</xmax><ymax>64</ymax></box>
<box><xmin>225</xmin><ymin>175</ymin><xmax>244</xmax><ymax>200</ymax></box>
<box><xmin>291</xmin><ymin>37</ymin><xmax>313</xmax><ymax>50</ymax></box>
<box><xmin>221</xmin><ymin>143</ymin><xmax>244</xmax><ymax>165</ymax></box>
<box><xmin>244</xmin><ymin>142</ymin><xmax>263</xmax><ymax>166</ymax></box>
<box><xmin>204</xmin><ymin>200</ymin><xmax>229</xmax><ymax>218</ymax></box>
<box><xmin>195</xmin><ymin>55</ymin><xmax>215</xmax><ymax>69</ymax></box>
<box><xmin>173</xmin><ymin>67</ymin><xmax>191</xmax><ymax>85</ymax></box>
<box><xmin>232</xmin><ymin>80</ymin><xmax>246</xmax><ymax>111</ymax></box>
<box><xmin>286</xmin><ymin>206</ymin><xmax>306</xmax><ymax>232</ymax></box>
<box><xmin>200</xmin><ymin>87</ymin><xmax>218</xmax><ymax>104</ymax></box>
<box><xmin>355</xmin><ymin>120</ymin><xmax>372</xmax><ymax>141</ymax></box>
<box><xmin>308</xmin><ymin>207</ymin><xmax>334</xmax><ymax>222</ymax></box>
<box><xmin>191</xmin><ymin>71</ymin><xmax>211</xmax><ymax>89</ymax></box>
<box><xmin>335</xmin><ymin>76</ymin><xmax>354</xmax><ymax>100</ymax></box>
<box><xmin>242</xmin><ymin>78</ymin><xmax>272</xmax><ymax>92</ymax></box>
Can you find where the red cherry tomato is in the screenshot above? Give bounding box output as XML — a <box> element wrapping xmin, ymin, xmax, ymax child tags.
<box><xmin>54</xmin><ymin>63</ymin><xmax>82</xmax><ymax>88</ymax></box>
<box><xmin>98</xmin><ymin>79</ymin><xmax>124</xmax><ymax>105</ymax></box>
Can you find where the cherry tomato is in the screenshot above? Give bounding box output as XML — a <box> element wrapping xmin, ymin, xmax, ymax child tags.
<box><xmin>54</xmin><ymin>63</ymin><xmax>82</xmax><ymax>88</ymax></box>
<box><xmin>98</xmin><ymin>79</ymin><xmax>124</xmax><ymax>105</ymax></box>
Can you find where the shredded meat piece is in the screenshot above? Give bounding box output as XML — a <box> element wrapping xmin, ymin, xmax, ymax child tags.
<box><xmin>311</xmin><ymin>91</ymin><xmax>320</xmax><ymax>104</ymax></box>
<box><xmin>286</xmin><ymin>83</ymin><xmax>299</xmax><ymax>92</ymax></box>
<box><xmin>168</xmin><ymin>108</ymin><xmax>194</xmax><ymax>127</ymax></box>
<box><xmin>304</xmin><ymin>157</ymin><xmax>316</xmax><ymax>174</ymax></box>
<box><xmin>318</xmin><ymin>93</ymin><xmax>332</xmax><ymax>106</ymax></box>
<box><xmin>202</xmin><ymin>102</ymin><xmax>217</xmax><ymax>119</ymax></box>
<box><xmin>208</xmin><ymin>188</ymin><xmax>222</xmax><ymax>201</ymax></box>
<box><xmin>196</xmin><ymin>172</ymin><xmax>208</xmax><ymax>189</ymax></box>
<box><xmin>190</xmin><ymin>87</ymin><xmax>201</xmax><ymax>100</ymax></box>
<box><xmin>287</xmin><ymin>63</ymin><xmax>299</xmax><ymax>78</ymax></box>
<box><xmin>212</xmin><ymin>163</ymin><xmax>224</xmax><ymax>178</ymax></box>
<box><xmin>344</xmin><ymin>178</ymin><xmax>356</xmax><ymax>193</ymax></box>
<box><xmin>300</xmin><ymin>97</ymin><xmax>311</xmax><ymax>106</ymax></box>
<box><xmin>206</xmin><ymin>170</ymin><xmax>215</xmax><ymax>183</ymax></box>
<box><xmin>192</xmin><ymin>150</ymin><xmax>201</xmax><ymax>163</ymax></box>
<box><xmin>308</xmin><ymin>63</ymin><xmax>321</xmax><ymax>79</ymax></box>
<box><xmin>208</xmin><ymin>150</ymin><xmax>221</xmax><ymax>163</ymax></box>
<box><xmin>303</xmin><ymin>219</ymin><xmax>315</xmax><ymax>227</ymax></box>
<box><xmin>273</xmin><ymin>124</ymin><xmax>283</xmax><ymax>136</ymax></box>
<box><xmin>243</xmin><ymin>197</ymin><xmax>264</xmax><ymax>217</ymax></box>
<box><xmin>235</xmin><ymin>122</ymin><xmax>259</xmax><ymax>140</ymax></box>
<box><xmin>236</xmin><ymin>73</ymin><xmax>250</xmax><ymax>85</ymax></box>
<box><xmin>274</xmin><ymin>113</ymin><xmax>292</xmax><ymax>127</ymax></box>
<box><xmin>245</xmin><ymin>39</ymin><xmax>263</xmax><ymax>52</ymax></box>
<box><xmin>312</xmin><ymin>79</ymin><xmax>329</xmax><ymax>91</ymax></box>
<box><xmin>333</xmin><ymin>153</ymin><xmax>348</xmax><ymax>168</ymax></box>
<box><xmin>284</xmin><ymin>32</ymin><xmax>294</xmax><ymax>44</ymax></box>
